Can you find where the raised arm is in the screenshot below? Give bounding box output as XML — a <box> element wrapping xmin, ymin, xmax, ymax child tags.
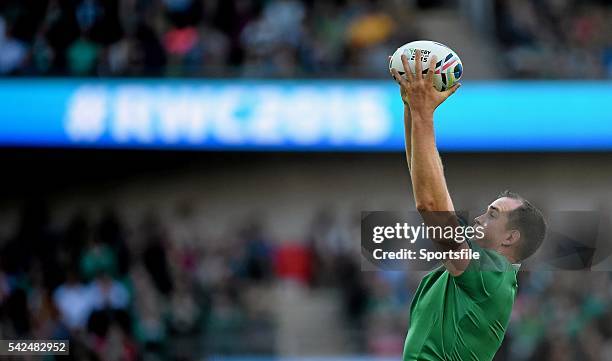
<box><xmin>392</xmin><ymin>51</ymin><xmax>460</xmax><ymax>211</ymax></box>
<box><xmin>391</xmin><ymin>51</ymin><xmax>467</xmax><ymax>274</ymax></box>
<box><xmin>403</xmin><ymin>92</ymin><xmax>413</xmax><ymax>171</ymax></box>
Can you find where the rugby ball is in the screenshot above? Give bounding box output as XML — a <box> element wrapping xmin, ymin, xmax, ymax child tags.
<box><xmin>390</xmin><ymin>40</ymin><xmax>463</xmax><ymax>91</ymax></box>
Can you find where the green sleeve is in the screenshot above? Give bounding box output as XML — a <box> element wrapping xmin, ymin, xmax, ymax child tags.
<box><xmin>451</xmin><ymin>240</ymin><xmax>510</xmax><ymax>302</ymax></box>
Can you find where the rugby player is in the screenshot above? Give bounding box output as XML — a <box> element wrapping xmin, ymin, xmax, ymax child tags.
<box><xmin>390</xmin><ymin>51</ymin><xmax>546</xmax><ymax>361</ymax></box>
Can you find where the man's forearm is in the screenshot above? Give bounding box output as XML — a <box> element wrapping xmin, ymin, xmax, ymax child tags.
<box><xmin>410</xmin><ymin>114</ymin><xmax>454</xmax><ymax>211</ymax></box>
<box><xmin>404</xmin><ymin>105</ymin><xmax>412</xmax><ymax>170</ymax></box>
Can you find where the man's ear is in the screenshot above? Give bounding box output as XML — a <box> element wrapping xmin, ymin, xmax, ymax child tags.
<box><xmin>502</xmin><ymin>229</ymin><xmax>521</xmax><ymax>247</ymax></box>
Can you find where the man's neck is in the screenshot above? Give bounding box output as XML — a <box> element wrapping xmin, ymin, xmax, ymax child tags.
<box><xmin>499</xmin><ymin>249</ymin><xmax>519</xmax><ymax>265</ymax></box>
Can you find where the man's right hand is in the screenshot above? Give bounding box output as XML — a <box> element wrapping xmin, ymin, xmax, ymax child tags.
<box><xmin>391</xmin><ymin>50</ymin><xmax>461</xmax><ymax>120</ymax></box>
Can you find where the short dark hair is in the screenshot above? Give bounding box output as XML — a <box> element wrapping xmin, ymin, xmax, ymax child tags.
<box><xmin>498</xmin><ymin>190</ymin><xmax>547</xmax><ymax>260</ymax></box>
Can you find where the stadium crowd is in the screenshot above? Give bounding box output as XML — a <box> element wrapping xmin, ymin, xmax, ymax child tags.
<box><xmin>0</xmin><ymin>0</ymin><xmax>610</xmax><ymax>78</ymax></box>
<box><xmin>1</xmin><ymin>201</ymin><xmax>612</xmax><ymax>360</ymax></box>
<box><xmin>0</xmin><ymin>0</ymin><xmax>418</xmax><ymax>78</ymax></box>
<box><xmin>494</xmin><ymin>0</ymin><xmax>612</xmax><ymax>78</ymax></box>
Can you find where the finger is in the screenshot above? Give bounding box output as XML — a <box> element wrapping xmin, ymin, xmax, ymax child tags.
<box><xmin>414</xmin><ymin>49</ymin><xmax>422</xmax><ymax>79</ymax></box>
<box><xmin>426</xmin><ymin>55</ymin><xmax>437</xmax><ymax>82</ymax></box>
<box><xmin>442</xmin><ymin>83</ymin><xmax>461</xmax><ymax>99</ymax></box>
<box><xmin>391</xmin><ymin>68</ymin><xmax>408</xmax><ymax>87</ymax></box>
<box><xmin>401</xmin><ymin>54</ymin><xmax>414</xmax><ymax>82</ymax></box>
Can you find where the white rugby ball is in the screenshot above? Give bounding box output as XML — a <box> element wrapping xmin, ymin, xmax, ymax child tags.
<box><xmin>389</xmin><ymin>40</ymin><xmax>463</xmax><ymax>91</ymax></box>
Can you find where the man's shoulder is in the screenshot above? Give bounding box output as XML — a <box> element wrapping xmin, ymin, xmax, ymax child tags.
<box><xmin>448</xmin><ymin>240</ymin><xmax>518</xmax><ymax>302</ymax></box>
<box><xmin>413</xmin><ymin>265</ymin><xmax>449</xmax><ymax>298</ymax></box>
<box><xmin>467</xmin><ymin>240</ymin><xmax>513</xmax><ymax>272</ymax></box>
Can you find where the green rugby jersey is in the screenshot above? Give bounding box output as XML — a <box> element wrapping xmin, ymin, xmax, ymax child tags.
<box><xmin>403</xmin><ymin>241</ymin><xmax>519</xmax><ymax>361</ymax></box>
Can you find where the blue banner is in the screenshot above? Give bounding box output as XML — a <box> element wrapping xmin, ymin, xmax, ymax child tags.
<box><xmin>0</xmin><ymin>79</ymin><xmax>610</xmax><ymax>151</ymax></box>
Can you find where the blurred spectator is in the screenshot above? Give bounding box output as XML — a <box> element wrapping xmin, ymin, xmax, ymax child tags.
<box><xmin>89</xmin><ymin>273</ymin><xmax>130</xmax><ymax>311</ymax></box>
<box><xmin>0</xmin><ymin>17</ymin><xmax>27</xmax><ymax>74</ymax></box>
<box><xmin>88</xmin><ymin>309</ymin><xmax>139</xmax><ymax>361</ymax></box>
<box><xmin>345</xmin><ymin>1</ymin><xmax>396</xmax><ymax>75</ymax></box>
<box><xmin>96</xmin><ymin>210</ymin><xmax>131</xmax><ymax>276</ymax></box>
<box><xmin>53</xmin><ymin>270</ymin><xmax>95</xmax><ymax>330</ymax></box>
<box><xmin>130</xmin><ymin>263</ymin><xmax>167</xmax><ymax>348</ymax></box>
<box><xmin>141</xmin><ymin>213</ymin><xmax>174</xmax><ymax>295</ymax></box>
<box><xmin>168</xmin><ymin>275</ymin><xmax>201</xmax><ymax>334</ymax></box>
<box><xmin>67</xmin><ymin>33</ymin><xmax>101</xmax><ymax>75</ymax></box>
<box><xmin>80</xmin><ymin>237</ymin><xmax>118</xmax><ymax>281</ymax></box>
<box><xmin>274</xmin><ymin>241</ymin><xmax>312</xmax><ymax>285</ymax></box>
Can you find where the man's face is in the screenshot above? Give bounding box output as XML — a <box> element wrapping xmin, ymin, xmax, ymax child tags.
<box><xmin>473</xmin><ymin>197</ymin><xmax>523</xmax><ymax>250</ymax></box>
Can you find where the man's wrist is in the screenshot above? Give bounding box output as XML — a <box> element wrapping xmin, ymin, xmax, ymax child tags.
<box><xmin>410</xmin><ymin>109</ymin><xmax>434</xmax><ymax>123</ymax></box>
